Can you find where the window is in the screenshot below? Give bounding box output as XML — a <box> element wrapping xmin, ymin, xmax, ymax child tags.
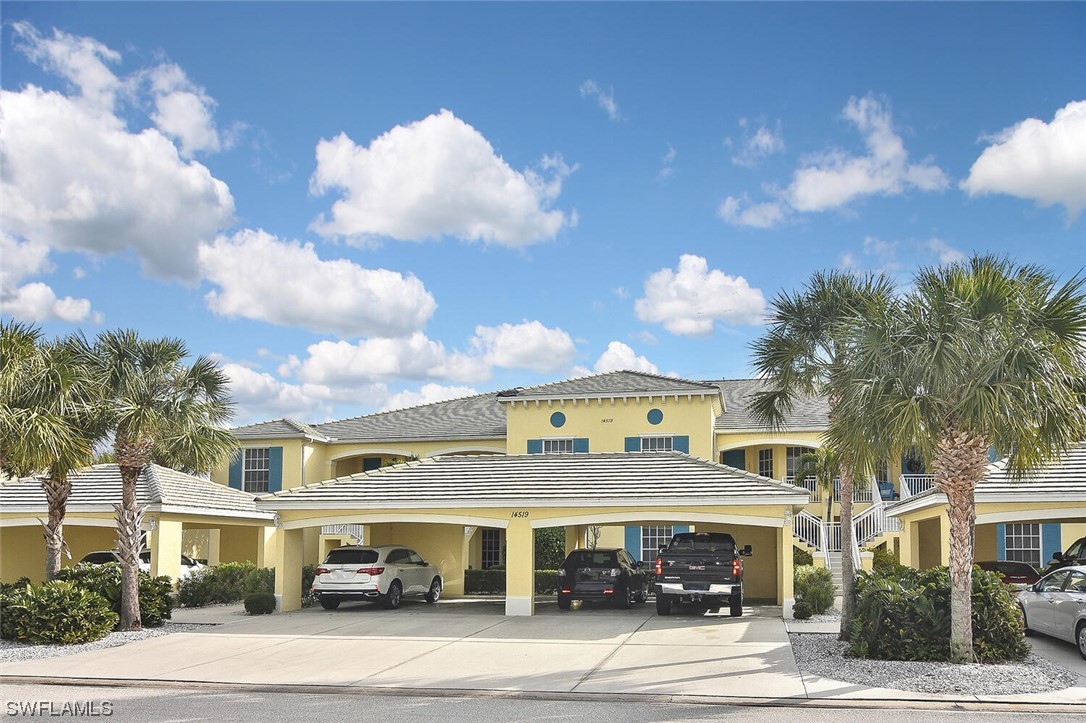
<box><xmin>543</xmin><ymin>438</ymin><xmax>574</xmax><ymax>454</ymax></box>
<box><xmin>1005</xmin><ymin>523</ymin><xmax>1042</xmax><ymax>567</ymax></box>
<box><xmin>243</xmin><ymin>447</ymin><xmax>270</xmax><ymax>493</ymax></box>
<box><xmin>1040</xmin><ymin>570</ymin><xmax>1070</xmax><ymax>593</ymax></box>
<box><xmin>758</xmin><ymin>448</ymin><xmax>774</xmax><ymax>479</ymax></box>
<box><xmin>641</xmin><ymin>436</ymin><xmax>673</xmax><ymax>452</ymax></box>
<box><xmin>324</xmin><ymin>548</ymin><xmax>379</xmax><ymax>565</ymax></box>
<box><xmin>481</xmin><ymin>529</ymin><xmax>501</xmax><ymax>569</ymax></box>
<box><xmin>785</xmin><ymin>446</ymin><xmax>814</xmax><ymax>477</ymax></box>
<box><xmin>641</xmin><ymin>525</ymin><xmax>673</xmax><ymax>562</ymax></box>
<box><xmin>875</xmin><ymin>460</ymin><xmax>890</xmax><ymax>484</ymax></box>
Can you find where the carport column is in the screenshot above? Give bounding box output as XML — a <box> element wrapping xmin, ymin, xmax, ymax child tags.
<box><xmin>778</xmin><ymin>517</ymin><xmax>794</xmax><ymax>616</ymax></box>
<box><xmin>256</xmin><ymin>526</ymin><xmax>277</xmax><ymax>568</ymax></box>
<box><xmin>207</xmin><ymin>529</ymin><xmax>221</xmax><ymax>566</ymax></box>
<box><xmin>274</xmin><ymin>527</ymin><xmax>303</xmax><ymax>612</ymax></box>
<box><xmin>149</xmin><ymin>517</ymin><xmax>183</xmax><ymax>582</ymax></box>
<box><xmin>564</xmin><ymin>525</ymin><xmax>585</xmax><ymax>553</ymax></box>
<box><xmin>900</xmin><ymin>520</ymin><xmax>917</xmax><ymax>569</ymax></box>
<box><xmin>302</xmin><ymin>527</ymin><xmax>321</xmax><ymax>566</ymax></box>
<box><xmin>505</xmin><ymin>518</ymin><xmax>535</xmax><ymax>616</ymax></box>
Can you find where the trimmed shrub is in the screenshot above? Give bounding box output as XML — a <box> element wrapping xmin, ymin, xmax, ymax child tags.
<box><xmin>848</xmin><ymin>565</ymin><xmax>1028</xmax><ymax>663</ymax></box>
<box><xmin>534</xmin><ymin>570</ymin><xmax>558</xmax><ymax>594</ymax></box>
<box><xmin>464</xmin><ymin>568</ymin><xmax>559</xmax><ymax>595</ymax></box>
<box><xmin>244</xmin><ymin>592</ymin><xmax>277</xmax><ymax>615</ymax></box>
<box><xmin>866</xmin><ymin>545</ymin><xmax>902</xmax><ymax>574</ymax></box>
<box><xmin>794</xmin><ymin>564</ymin><xmax>835</xmax><ymax>614</ymax></box>
<box><xmin>792</xmin><ymin>600</ymin><xmax>813</xmax><ymax>620</ymax></box>
<box><xmin>55</xmin><ymin>563</ymin><xmax>174</xmax><ymax>627</ymax></box>
<box><xmin>0</xmin><ymin>578</ymin><xmax>33</xmax><ymax>640</ymax></box>
<box><xmin>534</xmin><ymin>528</ymin><xmax>566</xmax><ymax>569</ymax></box>
<box><xmin>178</xmin><ymin>562</ymin><xmax>274</xmax><ymax>607</ymax></box>
<box><xmin>301</xmin><ymin>564</ymin><xmax>318</xmax><ymax>608</ymax></box>
<box><xmin>1</xmin><ymin>581</ymin><xmax>117</xmax><ymax>644</ymax></box>
<box><xmin>793</xmin><ymin>547</ymin><xmax>814</xmax><ymax>567</ymax></box>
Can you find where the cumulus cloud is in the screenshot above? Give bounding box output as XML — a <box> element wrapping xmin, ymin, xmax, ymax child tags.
<box><xmin>1</xmin><ymin>24</ymin><xmax>235</xmax><ymax>281</ymax></box>
<box><xmin>924</xmin><ymin>237</ymin><xmax>966</xmax><ymax>265</ymax></box>
<box><xmin>383</xmin><ymin>384</ymin><xmax>480</xmax><ymax>412</ymax></box>
<box><xmin>634</xmin><ymin>255</ymin><xmax>766</xmax><ymax>336</ymax></box>
<box><xmin>470</xmin><ymin>320</ymin><xmax>577</xmax><ymax>374</ymax></box>
<box><xmin>0</xmin><ymin>232</ymin><xmax>97</xmax><ymax>324</ymax></box>
<box><xmin>309</xmin><ymin>109</ymin><xmax>574</xmax><ymax>247</ymax></box>
<box><xmin>580</xmin><ymin>80</ymin><xmax>622</xmax><ymax>121</ymax></box>
<box><xmin>593</xmin><ymin>342</ymin><xmax>658</xmax><ymax>374</ymax></box>
<box><xmin>788</xmin><ymin>96</ymin><xmax>948</xmax><ymax>212</ymax></box>
<box><xmin>145</xmin><ymin>63</ymin><xmax>226</xmax><ymax>157</ymax></box>
<box><xmin>961</xmin><ymin>100</ymin><xmax>1086</xmax><ymax>222</ymax></box>
<box><xmin>718</xmin><ymin>195</ymin><xmax>787</xmax><ymax>229</ymax></box>
<box><xmin>730</xmin><ymin>119</ymin><xmax>785</xmax><ymax>168</ymax></box>
<box><xmin>841</xmin><ymin>235</ymin><xmax>965</xmax><ymax>274</ymax></box>
<box><xmin>290</xmin><ymin>334</ymin><xmax>490</xmax><ymax>387</ymax></box>
<box><xmin>221</xmin><ymin>362</ymin><xmax>336</xmax><ymax>424</ymax></box>
<box><xmin>198</xmin><ymin>229</ymin><xmax>436</xmax><ymax>338</ymax></box>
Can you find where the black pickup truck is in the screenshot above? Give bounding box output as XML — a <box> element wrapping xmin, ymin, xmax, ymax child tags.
<box><xmin>653</xmin><ymin>531</ymin><xmax>751</xmax><ymax>617</ymax></box>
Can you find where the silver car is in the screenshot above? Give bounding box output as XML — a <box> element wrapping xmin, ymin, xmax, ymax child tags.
<box><xmin>1018</xmin><ymin>564</ymin><xmax>1086</xmax><ymax>659</ymax></box>
<box><xmin>312</xmin><ymin>545</ymin><xmax>442</xmax><ymax>610</ymax></box>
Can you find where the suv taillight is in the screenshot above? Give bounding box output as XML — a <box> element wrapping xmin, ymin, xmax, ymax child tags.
<box><xmin>357</xmin><ymin>566</ymin><xmax>385</xmax><ymax>575</ymax></box>
<box><xmin>655</xmin><ymin>557</ymin><xmax>663</xmax><ymax>576</ymax></box>
<box><xmin>315</xmin><ymin>567</ymin><xmax>330</xmax><ymax>576</ymax></box>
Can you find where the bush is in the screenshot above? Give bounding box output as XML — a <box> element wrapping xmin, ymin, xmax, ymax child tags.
<box><xmin>178</xmin><ymin>562</ymin><xmax>274</xmax><ymax>607</ymax></box>
<box><xmin>794</xmin><ymin>564</ymin><xmax>835</xmax><ymax>614</ymax></box>
<box><xmin>244</xmin><ymin>592</ymin><xmax>277</xmax><ymax>615</ymax></box>
<box><xmin>0</xmin><ymin>578</ymin><xmax>32</xmax><ymax>640</ymax></box>
<box><xmin>534</xmin><ymin>570</ymin><xmax>558</xmax><ymax>594</ymax></box>
<box><xmin>1</xmin><ymin>581</ymin><xmax>117</xmax><ymax>644</ymax></box>
<box><xmin>848</xmin><ymin>565</ymin><xmax>1028</xmax><ymax>663</ymax></box>
<box><xmin>534</xmin><ymin>528</ymin><xmax>566</xmax><ymax>569</ymax></box>
<box><xmin>55</xmin><ymin>563</ymin><xmax>174</xmax><ymax>627</ymax></box>
<box><xmin>301</xmin><ymin>564</ymin><xmax>318</xmax><ymax>608</ymax></box>
<box><xmin>463</xmin><ymin>568</ymin><xmax>559</xmax><ymax>595</ymax></box>
<box><xmin>866</xmin><ymin>545</ymin><xmax>902</xmax><ymax>574</ymax></box>
<box><xmin>792</xmin><ymin>600</ymin><xmax>813</xmax><ymax>620</ymax></box>
<box><xmin>793</xmin><ymin>547</ymin><xmax>814</xmax><ymax>566</ymax></box>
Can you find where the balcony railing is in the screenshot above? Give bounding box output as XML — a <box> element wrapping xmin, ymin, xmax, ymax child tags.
<box><xmin>321</xmin><ymin>524</ymin><xmax>364</xmax><ymax>543</ymax></box>
<box><xmin>900</xmin><ymin>474</ymin><xmax>936</xmax><ymax>500</ymax></box>
<box><xmin>785</xmin><ymin>476</ymin><xmax>875</xmax><ymax>502</ymax></box>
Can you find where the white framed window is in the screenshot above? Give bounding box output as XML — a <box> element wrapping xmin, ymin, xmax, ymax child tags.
<box><xmin>785</xmin><ymin>446</ymin><xmax>814</xmax><ymax>477</ymax></box>
<box><xmin>1005</xmin><ymin>523</ymin><xmax>1042</xmax><ymax>567</ymax></box>
<box><xmin>481</xmin><ymin>529</ymin><xmax>502</xmax><ymax>569</ymax></box>
<box><xmin>243</xmin><ymin>447</ymin><xmax>270</xmax><ymax>493</ymax></box>
<box><xmin>641</xmin><ymin>436</ymin><xmax>673</xmax><ymax>452</ymax></box>
<box><xmin>641</xmin><ymin>525</ymin><xmax>673</xmax><ymax>562</ymax></box>
<box><xmin>543</xmin><ymin>438</ymin><xmax>574</xmax><ymax>454</ymax></box>
<box><xmin>758</xmin><ymin>448</ymin><xmax>774</xmax><ymax>479</ymax></box>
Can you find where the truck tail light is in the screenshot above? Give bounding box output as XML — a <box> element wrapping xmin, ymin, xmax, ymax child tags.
<box><xmin>655</xmin><ymin>557</ymin><xmax>663</xmax><ymax>576</ymax></box>
<box><xmin>733</xmin><ymin>558</ymin><xmax>742</xmax><ymax>578</ymax></box>
<box><xmin>357</xmin><ymin>566</ymin><xmax>385</xmax><ymax>575</ymax></box>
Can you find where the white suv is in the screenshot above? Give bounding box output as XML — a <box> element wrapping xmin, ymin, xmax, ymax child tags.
<box><xmin>312</xmin><ymin>545</ymin><xmax>442</xmax><ymax>610</ymax></box>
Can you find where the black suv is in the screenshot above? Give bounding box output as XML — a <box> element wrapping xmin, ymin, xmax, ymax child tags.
<box><xmin>557</xmin><ymin>548</ymin><xmax>650</xmax><ymax>610</ymax></box>
<box><xmin>1045</xmin><ymin>536</ymin><xmax>1086</xmax><ymax>573</ymax></box>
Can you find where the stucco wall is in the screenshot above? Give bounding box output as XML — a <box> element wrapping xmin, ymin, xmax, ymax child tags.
<box><xmin>0</xmin><ymin>524</ymin><xmax>117</xmax><ymax>584</ymax></box>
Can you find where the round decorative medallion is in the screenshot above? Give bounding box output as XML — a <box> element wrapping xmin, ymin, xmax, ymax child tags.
<box><xmin>550</xmin><ymin>411</ymin><xmax>566</xmax><ymax>428</ymax></box>
<box><xmin>647</xmin><ymin>408</ymin><xmax>663</xmax><ymax>425</ymax></box>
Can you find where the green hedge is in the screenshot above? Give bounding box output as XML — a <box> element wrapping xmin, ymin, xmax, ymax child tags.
<box><xmin>55</xmin><ymin>563</ymin><xmax>174</xmax><ymax>627</ymax></box>
<box><xmin>244</xmin><ymin>592</ymin><xmax>277</xmax><ymax>615</ymax></box>
<box><xmin>178</xmin><ymin>562</ymin><xmax>274</xmax><ymax>607</ymax></box>
<box><xmin>793</xmin><ymin>547</ymin><xmax>814</xmax><ymax>566</ymax></box>
<box><xmin>464</xmin><ymin>569</ymin><xmax>559</xmax><ymax>595</ymax></box>
<box><xmin>1</xmin><ymin>581</ymin><xmax>118</xmax><ymax>644</ymax></box>
<box><xmin>794</xmin><ymin>564</ymin><xmax>835</xmax><ymax>614</ymax></box>
<box><xmin>848</xmin><ymin>565</ymin><xmax>1028</xmax><ymax>663</ymax></box>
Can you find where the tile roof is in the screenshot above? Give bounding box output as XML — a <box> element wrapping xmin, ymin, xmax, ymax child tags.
<box><xmin>260</xmin><ymin>452</ymin><xmax>810</xmax><ymax>508</ymax></box>
<box><xmin>710</xmin><ymin>378</ymin><xmax>829</xmax><ymax>431</ymax></box>
<box><xmin>311</xmin><ymin>392</ymin><xmax>507</xmax><ymax>443</ymax></box>
<box><xmin>0</xmin><ymin>464</ymin><xmax>273</xmax><ymax>519</ymax></box>
<box><xmin>497</xmin><ymin>370</ymin><xmax>721</xmax><ymax>402</ymax></box>
<box><xmin>231</xmin><ymin>418</ymin><xmax>331</xmax><ymax>441</ymax></box>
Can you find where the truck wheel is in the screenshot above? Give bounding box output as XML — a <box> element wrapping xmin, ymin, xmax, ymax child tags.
<box><xmin>730</xmin><ymin>593</ymin><xmax>743</xmax><ymax>618</ymax></box>
<box><xmin>656</xmin><ymin>593</ymin><xmax>673</xmax><ymax>616</ymax></box>
<box><xmin>616</xmin><ymin>585</ymin><xmax>632</xmax><ymax>610</ymax></box>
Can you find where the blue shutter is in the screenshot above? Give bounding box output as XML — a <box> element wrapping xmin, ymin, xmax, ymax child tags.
<box><xmin>527</xmin><ymin>439</ymin><xmax>542</xmax><ymax>454</ymax></box>
<box><xmin>573</xmin><ymin>438</ymin><xmax>589</xmax><ymax>453</ymax></box>
<box><xmin>625</xmin><ymin>526</ymin><xmax>642</xmax><ymax>561</ymax></box>
<box><xmin>673</xmin><ymin>525</ymin><xmax>690</xmax><ymax>534</ymax></box>
<box><xmin>673</xmin><ymin>436</ymin><xmax>689</xmax><ymax>453</ymax></box>
<box><xmin>722</xmin><ymin>449</ymin><xmax>746</xmax><ymax>470</ymax></box>
<box><xmin>268</xmin><ymin>446</ymin><xmax>283</xmax><ymax>493</ymax></box>
<box><xmin>228</xmin><ymin>454</ymin><xmax>243</xmax><ymax>490</ymax></box>
<box><xmin>1042</xmin><ymin>523</ymin><xmax>1062</xmax><ymax>564</ymax></box>
<box><xmin>996</xmin><ymin>524</ymin><xmax>1006</xmax><ymax>560</ymax></box>
<box><xmin>625</xmin><ymin>437</ymin><xmax>640</xmax><ymax>452</ymax></box>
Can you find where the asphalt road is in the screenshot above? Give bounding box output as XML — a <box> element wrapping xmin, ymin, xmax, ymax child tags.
<box><xmin>1</xmin><ymin>683</ymin><xmax>1079</xmax><ymax>722</ymax></box>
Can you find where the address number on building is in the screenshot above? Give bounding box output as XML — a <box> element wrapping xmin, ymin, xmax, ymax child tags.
<box><xmin>510</xmin><ymin>510</ymin><xmax>530</xmax><ymax>518</ymax></box>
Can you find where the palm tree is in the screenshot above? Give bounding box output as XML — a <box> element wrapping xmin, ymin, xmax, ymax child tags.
<box><xmin>0</xmin><ymin>323</ymin><xmax>102</xmax><ymax>580</ymax></box>
<box><xmin>88</xmin><ymin>330</ymin><xmax>238</xmax><ymax>630</ymax></box>
<box><xmin>794</xmin><ymin>446</ymin><xmax>841</xmax><ymax>526</ymax></box>
<box><xmin>749</xmin><ymin>269</ymin><xmax>895</xmax><ymax>640</ymax></box>
<box><xmin>831</xmin><ymin>256</ymin><xmax>1086</xmax><ymax>662</ymax></box>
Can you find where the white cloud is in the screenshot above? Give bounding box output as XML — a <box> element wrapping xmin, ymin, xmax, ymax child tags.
<box><xmin>659</xmin><ymin>143</ymin><xmax>677</xmax><ymax>179</ymax></box>
<box><xmin>593</xmin><ymin>341</ymin><xmax>658</xmax><ymax>374</ymax></box>
<box><xmin>718</xmin><ymin>195</ymin><xmax>788</xmax><ymax>229</ymax></box>
<box><xmin>220</xmin><ymin>362</ymin><xmax>337</xmax><ymax>425</ymax></box>
<box><xmin>2</xmin><ymin>25</ymin><xmax>235</xmax><ymax>281</ymax></box>
<box><xmin>731</xmin><ymin>120</ymin><xmax>785</xmax><ymax>168</ymax></box>
<box><xmin>383</xmin><ymin>384</ymin><xmax>479</xmax><ymax>412</ymax></box>
<box><xmin>0</xmin><ymin>282</ymin><xmax>95</xmax><ymax>324</ymax></box>
<box><xmin>961</xmin><ymin>100</ymin><xmax>1086</xmax><ymax>222</ymax></box>
<box><xmin>788</xmin><ymin>96</ymin><xmax>948</xmax><ymax>212</ymax></box>
<box><xmin>471</xmin><ymin>320</ymin><xmax>577</xmax><ymax>374</ymax></box>
<box><xmin>292</xmin><ymin>334</ymin><xmax>490</xmax><ymax>387</ymax></box>
<box><xmin>146</xmin><ymin>63</ymin><xmax>224</xmax><ymax>157</ymax></box>
<box><xmin>924</xmin><ymin>237</ymin><xmax>966</xmax><ymax>265</ymax></box>
<box><xmin>579</xmin><ymin>80</ymin><xmax>621</xmax><ymax>121</ymax></box>
<box><xmin>309</xmin><ymin>109</ymin><xmax>574</xmax><ymax>247</ymax></box>
<box><xmin>634</xmin><ymin>255</ymin><xmax>767</xmax><ymax>336</ymax></box>
<box><xmin>198</xmin><ymin>229</ymin><xmax>436</xmax><ymax>338</ymax></box>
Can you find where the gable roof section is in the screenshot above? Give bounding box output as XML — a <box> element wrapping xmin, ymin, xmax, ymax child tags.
<box><xmin>0</xmin><ymin>464</ymin><xmax>273</xmax><ymax>520</ymax></box>
<box><xmin>259</xmin><ymin>452</ymin><xmax>810</xmax><ymax>509</ymax></box>
<box><xmin>311</xmin><ymin>392</ymin><xmax>506</xmax><ymax>443</ymax></box>
<box><xmin>889</xmin><ymin>442</ymin><xmax>1086</xmax><ymax>516</ymax></box>
<box><xmin>711</xmin><ymin>378</ymin><xmax>829</xmax><ymax>432</ymax></box>
<box><xmin>232</xmin><ymin>418</ymin><xmax>331</xmax><ymax>442</ymax></box>
<box><xmin>498</xmin><ymin>370</ymin><xmax>721</xmax><ymax>403</ymax></box>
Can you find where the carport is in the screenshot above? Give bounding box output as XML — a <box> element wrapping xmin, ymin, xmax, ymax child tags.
<box><xmin>258</xmin><ymin>452</ymin><xmax>810</xmax><ymax>616</ymax></box>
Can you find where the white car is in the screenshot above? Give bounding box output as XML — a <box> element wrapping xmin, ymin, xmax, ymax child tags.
<box><xmin>78</xmin><ymin>550</ymin><xmax>204</xmax><ymax>580</ymax></box>
<box><xmin>312</xmin><ymin>545</ymin><xmax>442</xmax><ymax>610</ymax></box>
<box><xmin>1018</xmin><ymin>564</ymin><xmax>1086</xmax><ymax>660</ymax></box>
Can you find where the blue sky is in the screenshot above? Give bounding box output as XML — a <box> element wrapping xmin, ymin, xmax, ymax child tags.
<box><xmin>2</xmin><ymin>3</ymin><xmax>1083</xmax><ymax>427</ymax></box>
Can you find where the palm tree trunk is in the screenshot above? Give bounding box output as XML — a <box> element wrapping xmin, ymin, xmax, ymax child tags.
<box><xmin>42</xmin><ymin>473</ymin><xmax>70</xmax><ymax>581</ymax></box>
<box><xmin>116</xmin><ymin>461</ymin><xmax>146</xmax><ymax>631</ymax></box>
<box><xmin>933</xmin><ymin>428</ymin><xmax>990</xmax><ymax>664</ymax></box>
<box><xmin>838</xmin><ymin>465</ymin><xmax>856</xmax><ymax>641</ymax></box>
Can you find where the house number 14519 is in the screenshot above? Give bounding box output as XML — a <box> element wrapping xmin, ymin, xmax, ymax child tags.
<box><xmin>510</xmin><ymin>510</ymin><xmax>529</xmax><ymax>518</ymax></box>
